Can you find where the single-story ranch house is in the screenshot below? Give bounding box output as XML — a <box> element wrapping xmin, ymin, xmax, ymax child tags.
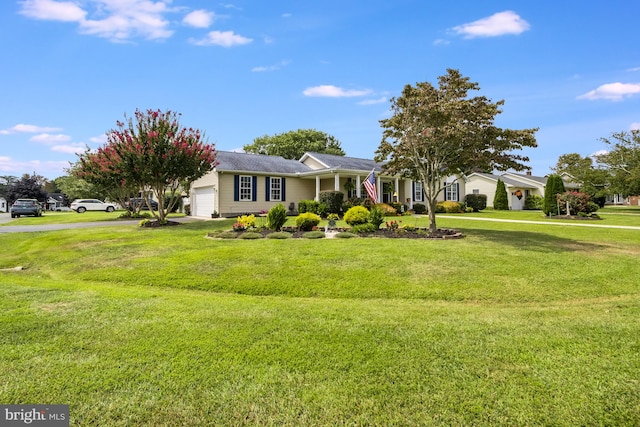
<box><xmin>187</xmin><ymin>151</ymin><xmax>590</xmax><ymax>218</ymax></box>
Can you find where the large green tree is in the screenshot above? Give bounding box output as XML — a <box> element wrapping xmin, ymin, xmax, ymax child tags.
<box><xmin>493</xmin><ymin>179</ymin><xmax>509</xmax><ymax>210</ymax></box>
<box><xmin>5</xmin><ymin>174</ymin><xmax>48</xmax><ymax>205</ymax></box>
<box><xmin>244</xmin><ymin>129</ymin><xmax>345</xmax><ymax>159</ymax></box>
<box><xmin>75</xmin><ymin>109</ymin><xmax>217</xmax><ymax>223</ymax></box>
<box><xmin>595</xmin><ymin>130</ymin><xmax>640</xmax><ymax>197</ymax></box>
<box><xmin>375</xmin><ymin>69</ymin><xmax>538</xmax><ymax>232</ymax></box>
<box><xmin>551</xmin><ymin>153</ymin><xmax>609</xmax><ymax>206</ymax></box>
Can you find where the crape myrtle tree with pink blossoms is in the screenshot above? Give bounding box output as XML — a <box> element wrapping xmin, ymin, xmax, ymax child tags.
<box><xmin>375</xmin><ymin>69</ymin><xmax>538</xmax><ymax>233</ymax></box>
<box><xmin>74</xmin><ymin>109</ymin><xmax>217</xmax><ymax>224</ymax></box>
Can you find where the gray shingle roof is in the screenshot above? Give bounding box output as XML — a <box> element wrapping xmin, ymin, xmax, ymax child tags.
<box><xmin>215</xmin><ymin>151</ymin><xmax>312</xmax><ymax>174</ymax></box>
<box><xmin>505</xmin><ymin>172</ymin><xmax>547</xmax><ymax>185</ymax></box>
<box><xmin>303</xmin><ymin>152</ymin><xmax>384</xmax><ymax>172</ymax></box>
<box><xmin>473</xmin><ymin>172</ymin><xmax>538</xmax><ymax>188</ymax></box>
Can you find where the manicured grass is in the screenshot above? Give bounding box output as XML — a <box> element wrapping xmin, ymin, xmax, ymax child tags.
<box><xmin>1</xmin><ymin>215</ymin><xmax>639</xmax><ymax>425</ymax></box>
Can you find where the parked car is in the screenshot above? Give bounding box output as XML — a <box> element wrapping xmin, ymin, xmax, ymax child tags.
<box><xmin>10</xmin><ymin>199</ymin><xmax>43</xmax><ymax>218</ymax></box>
<box><xmin>127</xmin><ymin>198</ymin><xmax>159</xmax><ymax>211</ymax></box>
<box><xmin>70</xmin><ymin>199</ymin><xmax>117</xmax><ymax>213</ymax></box>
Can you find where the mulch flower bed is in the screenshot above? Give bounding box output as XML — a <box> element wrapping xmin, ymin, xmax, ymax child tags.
<box><xmin>209</xmin><ymin>227</ymin><xmax>463</xmax><ymax>240</ymax></box>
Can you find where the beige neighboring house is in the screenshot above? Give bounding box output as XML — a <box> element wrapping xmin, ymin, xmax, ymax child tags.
<box><xmin>465</xmin><ymin>172</ymin><xmax>579</xmax><ymax>210</ymax></box>
<box><xmin>189</xmin><ymin>151</ymin><xmax>466</xmax><ymax>218</ymax></box>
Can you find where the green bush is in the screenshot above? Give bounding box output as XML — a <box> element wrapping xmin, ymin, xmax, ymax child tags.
<box><xmin>464</xmin><ymin>194</ymin><xmax>487</xmax><ymax>212</ymax></box>
<box><xmin>557</xmin><ymin>191</ymin><xmax>599</xmax><ymax>215</ymax></box>
<box><xmin>266</xmin><ymin>231</ymin><xmax>292</xmax><ymax>239</ymax></box>
<box><xmin>368</xmin><ymin>207</ymin><xmax>384</xmax><ymax>229</ymax></box>
<box><xmin>296</xmin><ymin>212</ymin><xmax>321</xmax><ymax>231</ymax></box>
<box><xmin>413</xmin><ymin>203</ymin><xmax>426</xmax><ymax>214</ymax></box>
<box><xmin>389</xmin><ymin>202</ymin><xmax>403</xmax><ymax>214</ymax></box>
<box><xmin>524</xmin><ymin>194</ymin><xmax>544</xmax><ymax>210</ymax></box>
<box><xmin>493</xmin><ymin>179</ymin><xmax>509</xmax><ymax>210</ymax></box>
<box><xmin>436</xmin><ymin>201</ymin><xmax>463</xmax><ymax>213</ymax></box>
<box><xmin>302</xmin><ymin>231</ymin><xmax>325</xmax><ymax>239</ymax></box>
<box><xmin>266</xmin><ymin>203</ymin><xmax>287</xmax><ymax>231</ymax></box>
<box><xmin>375</xmin><ymin>203</ymin><xmax>398</xmax><ymax>216</ymax></box>
<box><xmin>298</xmin><ymin>200</ymin><xmax>319</xmax><ymax>214</ymax></box>
<box><xmin>351</xmin><ymin>223</ymin><xmax>378</xmax><ymax>233</ymax></box>
<box><xmin>319</xmin><ymin>191</ymin><xmax>344</xmax><ymax>214</ymax></box>
<box><xmin>344</xmin><ymin>206</ymin><xmax>370</xmax><ymax>226</ymax></box>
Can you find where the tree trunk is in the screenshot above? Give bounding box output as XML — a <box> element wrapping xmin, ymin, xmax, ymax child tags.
<box><xmin>427</xmin><ymin>197</ymin><xmax>438</xmax><ymax>233</ymax></box>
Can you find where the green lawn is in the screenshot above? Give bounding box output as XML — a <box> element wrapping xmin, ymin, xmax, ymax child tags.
<box><xmin>1</xmin><ymin>214</ymin><xmax>639</xmax><ymax>425</ymax></box>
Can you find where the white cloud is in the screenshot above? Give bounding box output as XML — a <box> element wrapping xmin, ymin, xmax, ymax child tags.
<box><xmin>303</xmin><ymin>85</ymin><xmax>372</xmax><ymax>98</ymax></box>
<box><xmin>183</xmin><ymin>9</ymin><xmax>215</xmax><ymax>28</ymax></box>
<box><xmin>89</xmin><ymin>135</ymin><xmax>107</xmax><ymax>144</ymax></box>
<box><xmin>452</xmin><ymin>11</ymin><xmax>530</xmax><ymax>38</ymax></box>
<box><xmin>19</xmin><ymin>0</ymin><xmax>87</xmax><ymax>22</ymax></box>
<box><xmin>51</xmin><ymin>143</ymin><xmax>86</xmax><ymax>154</ymax></box>
<box><xmin>0</xmin><ymin>124</ymin><xmax>63</xmax><ymax>134</ymax></box>
<box><xmin>19</xmin><ymin>0</ymin><xmax>175</xmax><ymax>42</ymax></box>
<box><xmin>433</xmin><ymin>38</ymin><xmax>450</xmax><ymax>46</ymax></box>
<box><xmin>631</xmin><ymin>122</ymin><xmax>640</xmax><ymax>130</ymax></box>
<box><xmin>0</xmin><ymin>156</ymin><xmax>69</xmax><ymax>177</ymax></box>
<box><xmin>591</xmin><ymin>149</ymin><xmax>608</xmax><ymax>158</ymax></box>
<box><xmin>577</xmin><ymin>82</ymin><xmax>640</xmax><ymax>101</ymax></box>
<box><xmin>190</xmin><ymin>30</ymin><xmax>253</xmax><ymax>47</ymax></box>
<box><xmin>627</xmin><ymin>67</ymin><xmax>640</xmax><ymax>72</ymax></box>
<box><xmin>357</xmin><ymin>97</ymin><xmax>387</xmax><ymax>106</ymax></box>
<box><xmin>29</xmin><ymin>133</ymin><xmax>72</xmax><ymax>144</ymax></box>
<box><xmin>251</xmin><ymin>60</ymin><xmax>289</xmax><ymax>73</ymax></box>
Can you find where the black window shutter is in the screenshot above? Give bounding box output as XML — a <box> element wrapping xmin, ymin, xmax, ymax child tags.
<box><xmin>265</xmin><ymin>177</ymin><xmax>271</xmax><ymax>201</ymax></box>
<box><xmin>412</xmin><ymin>182</ymin><xmax>415</xmax><ymax>201</ymax></box>
<box><xmin>456</xmin><ymin>183</ymin><xmax>460</xmax><ymax>201</ymax></box>
<box><xmin>282</xmin><ymin>178</ymin><xmax>286</xmax><ymax>201</ymax></box>
<box><xmin>252</xmin><ymin>176</ymin><xmax>257</xmax><ymax>201</ymax></box>
<box><xmin>233</xmin><ymin>175</ymin><xmax>239</xmax><ymax>201</ymax></box>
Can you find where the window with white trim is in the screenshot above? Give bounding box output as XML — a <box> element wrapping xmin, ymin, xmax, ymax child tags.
<box><xmin>239</xmin><ymin>175</ymin><xmax>252</xmax><ymax>201</ymax></box>
<box><xmin>270</xmin><ymin>177</ymin><xmax>282</xmax><ymax>201</ymax></box>
<box><xmin>414</xmin><ymin>181</ymin><xmax>424</xmax><ymax>202</ymax></box>
<box><xmin>445</xmin><ymin>182</ymin><xmax>459</xmax><ymax>201</ymax></box>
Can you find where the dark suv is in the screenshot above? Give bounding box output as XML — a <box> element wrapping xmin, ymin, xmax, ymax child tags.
<box><xmin>10</xmin><ymin>199</ymin><xmax>43</xmax><ymax>218</ymax></box>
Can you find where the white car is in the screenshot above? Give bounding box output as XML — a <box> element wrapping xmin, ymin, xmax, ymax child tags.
<box><xmin>70</xmin><ymin>199</ymin><xmax>117</xmax><ymax>213</ymax></box>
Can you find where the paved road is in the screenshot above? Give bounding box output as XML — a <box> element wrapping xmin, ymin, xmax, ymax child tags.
<box><xmin>0</xmin><ymin>213</ymin><xmax>199</xmax><ymax>233</ymax></box>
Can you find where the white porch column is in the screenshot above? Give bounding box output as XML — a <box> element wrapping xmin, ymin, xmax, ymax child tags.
<box><xmin>315</xmin><ymin>176</ymin><xmax>320</xmax><ymax>201</ymax></box>
<box><xmin>376</xmin><ymin>175</ymin><xmax>382</xmax><ymax>203</ymax></box>
<box><xmin>394</xmin><ymin>177</ymin><xmax>399</xmax><ymax>202</ymax></box>
<box><xmin>334</xmin><ymin>173</ymin><xmax>340</xmax><ymax>191</ymax></box>
<box><xmin>356</xmin><ymin>175</ymin><xmax>361</xmax><ymax>198</ymax></box>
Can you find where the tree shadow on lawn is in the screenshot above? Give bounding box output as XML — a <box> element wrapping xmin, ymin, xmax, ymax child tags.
<box><xmin>459</xmin><ymin>228</ymin><xmax>607</xmax><ymax>253</ymax></box>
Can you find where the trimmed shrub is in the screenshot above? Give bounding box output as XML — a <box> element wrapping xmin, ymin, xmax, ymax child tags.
<box><xmin>319</xmin><ymin>191</ymin><xmax>344</xmax><ymax>214</ymax></box>
<box><xmin>302</xmin><ymin>231</ymin><xmax>325</xmax><ymax>239</ymax></box>
<box><xmin>266</xmin><ymin>232</ymin><xmax>292</xmax><ymax>239</ymax></box>
<box><xmin>266</xmin><ymin>203</ymin><xmax>287</xmax><ymax>231</ymax></box>
<box><xmin>344</xmin><ymin>206</ymin><xmax>370</xmax><ymax>226</ymax></box>
<box><xmin>493</xmin><ymin>179</ymin><xmax>509</xmax><ymax>210</ymax></box>
<box><xmin>368</xmin><ymin>207</ymin><xmax>384</xmax><ymax>229</ymax></box>
<box><xmin>413</xmin><ymin>203</ymin><xmax>426</xmax><ymax>214</ymax></box>
<box><xmin>464</xmin><ymin>194</ymin><xmax>487</xmax><ymax>212</ymax></box>
<box><xmin>437</xmin><ymin>201</ymin><xmax>463</xmax><ymax>213</ymax></box>
<box><xmin>389</xmin><ymin>202</ymin><xmax>403</xmax><ymax>214</ymax></box>
<box><xmin>351</xmin><ymin>223</ymin><xmax>378</xmax><ymax>233</ymax></box>
<box><xmin>524</xmin><ymin>194</ymin><xmax>544</xmax><ymax>210</ymax></box>
<box><xmin>296</xmin><ymin>212</ymin><xmax>321</xmax><ymax>231</ymax></box>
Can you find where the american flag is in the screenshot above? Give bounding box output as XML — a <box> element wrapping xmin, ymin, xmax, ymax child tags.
<box><xmin>363</xmin><ymin>169</ymin><xmax>377</xmax><ymax>202</ymax></box>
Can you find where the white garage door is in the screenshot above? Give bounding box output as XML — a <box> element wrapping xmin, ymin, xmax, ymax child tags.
<box><xmin>193</xmin><ymin>187</ymin><xmax>215</xmax><ymax>217</ymax></box>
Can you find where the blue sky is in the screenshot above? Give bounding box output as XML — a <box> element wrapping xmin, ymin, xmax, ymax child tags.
<box><xmin>1</xmin><ymin>0</ymin><xmax>639</xmax><ymax>180</ymax></box>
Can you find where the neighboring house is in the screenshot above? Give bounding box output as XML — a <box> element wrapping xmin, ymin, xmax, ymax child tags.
<box><xmin>47</xmin><ymin>193</ymin><xmax>68</xmax><ymax>211</ymax></box>
<box><xmin>0</xmin><ymin>197</ymin><xmax>6</xmax><ymax>213</ymax></box>
<box><xmin>189</xmin><ymin>151</ymin><xmax>465</xmax><ymax>218</ymax></box>
<box><xmin>465</xmin><ymin>171</ymin><xmax>580</xmax><ymax>210</ymax></box>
